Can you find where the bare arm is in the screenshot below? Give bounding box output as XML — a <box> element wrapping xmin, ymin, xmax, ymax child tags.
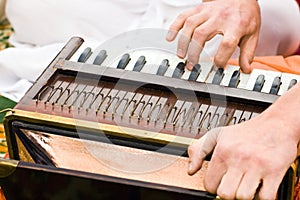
<box><xmin>166</xmin><ymin>0</ymin><xmax>260</xmax><ymax>73</ymax></box>
<box><xmin>188</xmin><ymin>83</ymin><xmax>300</xmax><ymax>199</ymax></box>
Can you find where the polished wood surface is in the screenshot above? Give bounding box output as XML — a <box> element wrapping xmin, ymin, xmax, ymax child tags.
<box><xmin>24</xmin><ymin>129</ymin><xmax>208</xmax><ymax>192</ymax></box>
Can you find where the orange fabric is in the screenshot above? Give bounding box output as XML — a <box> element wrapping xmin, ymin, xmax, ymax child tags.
<box><xmin>0</xmin><ymin>188</ymin><xmax>6</xmax><ymax>200</ymax></box>
<box><xmin>227</xmin><ymin>55</ymin><xmax>300</xmax><ymax>74</ymax></box>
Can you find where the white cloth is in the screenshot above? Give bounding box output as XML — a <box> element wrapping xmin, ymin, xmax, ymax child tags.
<box><xmin>0</xmin><ymin>0</ymin><xmax>299</xmax><ymax>101</ymax></box>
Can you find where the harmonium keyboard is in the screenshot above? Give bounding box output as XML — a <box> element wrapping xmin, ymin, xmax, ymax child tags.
<box><xmin>1</xmin><ymin>36</ymin><xmax>300</xmax><ymax>199</ymax></box>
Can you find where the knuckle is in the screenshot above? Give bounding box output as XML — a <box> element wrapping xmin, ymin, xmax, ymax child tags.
<box><xmin>236</xmin><ymin>192</ymin><xmax>253</xmax><ymax>200</ymax></box>
<box><xmin>194</xmin><ymin>4</ymin><xmax>203</xmax><ymax>12</ymax></box>
<box><xmin>193</xmin><ymin>28</ymin><xmax>207</xmax><ymax>41</ymax></box>
<box><xmin>177</xmin><ymin>13</ymin><xmax>187</xmax><ymax>21</ymax></box>
<box><xmin>185</xmin><ymin>17</ymin><xmax>195</xmax><ymax>27</ymax></box>
<box><xmin>259</xmin><ymin>190</ymin><xmax>277</xmax><ymax>200</ymax></box>
<box><xmin>204</xmin><ymin>178</ymin><xmax>217</xmax><ymax>194</ymax></box>
<box><xmin>169</xmin><ymin>22</ymin><xmax>181</xmax><ymax>31</ymax></box>
<box><xmin>256</xmin><ymin>154</ymin><xmax>273</xmax><ymax>168</ymax></box>
<box><xmin>237</xmin><ymin>15</ymin><xmax>253</xmax><ymax>27</ymax></box>
<box><xmin>217</xmin><ymin>191</ymin><xmax>235</xmax><ymax>200</ymax></box>
<box><xmin>239</xmin><ymin>16</ymin><xmax>251</xmax><ymax>27</ymax></box>
<box><xmin>221</xmin><ymin>37</ymin><xmax>239</xmax><ymax>49</ymax></box>
<box><xmin>214</xmin><ymin>56</ymin><xmax>226</xmax><ymax>68</ymax></box>
<box><xmin>218</xmin><ymin>8</ymin><xmax>231</xmax><ymax>19</ymax></box>
<box><xmin>214</xmin><ymin>144</ymin><xmax>231</xmax><ymax>160</ymax></box>
<box><xmin>188</xmin><ymin>54</ymin><xmax>199</xmax><ymax>65</ymax></box>
<box><xmin>236</xmin><ymin>146</ymin><xmax>252</xmax><ymax>160</ymax></box>
<box><xmin>187</xmin><ymin>145</ymin><xmax>195</xmax><ymax>156</ymax></box>
<box><xmin>217</xmin><ymin>186</ymin><xmax>236</xmax><ymax>200</ymax></box>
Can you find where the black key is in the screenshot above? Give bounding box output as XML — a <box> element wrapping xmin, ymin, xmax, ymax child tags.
<box><xmin>93</xmin><ymin>50</ymin><xmax>107</xmax><ymax>65</ymax></box>
<box><xmin>116</xmin><ymin>53</ymin><xmax>131</xmax><ymax>69</ymax></box>
<box><xmin>228</xmin><ymin>70</ymin><xmax>240</xmax><ymax>88</ymax></box>
<box><xmin>132</xmin><ymin>56</ymin><xmax>146</xmax><ymax>72</ymax></box>
<box><xmin>269</xmin><ymin>76</ymin><xmax>281</xmax><ymax>95</ymax></box>
<box><xmin>188</xmin><ymin>64</ymin><xmax>201</xmax><ymax>81</ymax></box>
<box><xmin>253</xmin><ymin>74</ymin><xmax>265</xmax><ymax>92</ymax></box>
<box><xmin>172</xmin><ymin>62</ymin><xmax>185</xmax><ymax>78</ymax></box>
<box><xmin>288</xmin><ymin>79</ymin><xmax>297</xmax><ymax>90</ymax></box>
<box><xmin>78</xmin><ymin>47</ymin><xmax>92</xmax><ymax>63</ymax></box>
<box><xmin>156</xmin><ymin>59</ymin><xmax>169</xmax><ymax>76</ymax></box>
<box><xmin>212</xmin><ymin>68</ymin><xmax>224</xmax><ymax>85</ymax></box>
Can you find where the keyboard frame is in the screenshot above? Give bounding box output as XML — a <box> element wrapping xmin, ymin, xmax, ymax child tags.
<box><xmin>2</xmin><ymin>36</ymin><xmax>296</xmax><ymax>200</ymax></box>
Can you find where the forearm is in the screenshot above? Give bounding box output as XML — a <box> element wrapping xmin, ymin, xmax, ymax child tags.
<box><xmin>255</xmin><ymin>83</ymin><xmax>300</xmax><ymax>143</ymax></box>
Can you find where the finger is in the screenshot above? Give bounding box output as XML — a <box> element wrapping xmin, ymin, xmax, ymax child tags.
<box><xmin>188</xmin><ymin>128</ymin><xmax>220</xmax><ymax>175</ymax></box>
<box><xmin>214</xmin><ymin>32</ymin><xmax>240</xmax><ymax>69</ymax></box>
<box><xmin>238</xmin><ymin>34</ymin><xmax>259</xmax><ymax>74</ymax></box>
<box><xmin>186</xmin><ymin>40</ymin><xmax>202</xmax><ymax>70</ymax></box>
<box><xmin>216</xmin><ymin>167</ymin><xmax>244</xmax><ymax>200</ymax></box>
<box><xmin>204</xmin><ymin>152</ymin><xmax>227</xmax><ymax>195</ymax></box>
<box><xmin>236</xmin><ymin>170</ymin><xmax>262</xmax><ymax>200</ymax></box>
<box><xmin>177</xmin><ymin>13</ymin><xmax>208</xmax><ymax>59</ymax></box>
<box><xmin>258</xmin><ymin>174</ymin><xmax>285</xmax><ymax>200</ymax></box>
<box><xmin>166</xmin><ymin>7</ymin><xmax>201</xmax><ymax>41</ymax></box>
<box><xmin>186</xmin><ymin>23</ymin><xmax>216</xmax><ymax>69</ymax></box>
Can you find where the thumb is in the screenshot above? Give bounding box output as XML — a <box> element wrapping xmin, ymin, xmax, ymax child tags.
<box><xmin>187</xmin><ymin>128</ymin><xmax>221</xmax><ymax>175</ymax></box>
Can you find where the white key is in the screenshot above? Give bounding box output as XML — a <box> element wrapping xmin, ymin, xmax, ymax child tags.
<box><xmin>260</xmin><ymin>70</ymin><xmax>282</xmax><ymax>94</ymax></box>
<box><xmin>181</xmin><ymin>68</ymin><xmax>191</xmax><ymax>80</ymax></box>
<box><xmin>237</xmin><ymin>73</ymin><xmax>251</xmax><ymax>89</ymax></box>
<box><xmin>242</xmin><ymin>69</ymin><xmax>283</xmax><ymax>94</ymax></box>
<box><xmin>164</xmin><ymin>57</ymin><xmax>184</xmax><ymax>78</ymax></box>
<box><xmin>197</xmin><ymin>62</ymin><xmax>214</xmax><ymax>82</ymax></box>
<box><xmin>220</xmin><ymin>65</ymin><xmax>240</xmax><ymax>87</ymax></box>
<box><xmin>89</xmin><ymin>48</ymin><xmax>117</xmax><ymax>68</ymax></box>
<box><xmin>101</xmin><ymin>49</ymin><xmax>184</xmax><ymax>73</ymax></box>
<box><xmin>277</xmin><ymin>72</ymin><xmax>300</xmax><ymax>95</ymax></box>
<box><xmin>164</xmin><ymin>64</ymin><xmax>178</xmax><ymax>77</ymax></box>
<box><xmin>244</xmin><ymin>69</ymin><xmax>268</xmax><ymax>91</ymax></box>
<box><xmin>205</xmin><ymin>68</ymin><xmax>217</xmax><ymax>84</ymax></box>
<box><xmin>121</xmin><ymin>52</ymin><xmax>142</xmax><ymax>71</ymax></box>
<box><xmin>70</xmin><ymin>43</ymin><xmax>93</xmax><ymax>62</ymax></box>
<box><xmin>133</xmin><ymin>50</ymin><xmax>178</xmax><ymax>74</ymax></box>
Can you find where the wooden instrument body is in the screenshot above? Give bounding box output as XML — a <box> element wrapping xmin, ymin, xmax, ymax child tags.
<box><xmin>2</xmin><ymin>37</ymin><xmax>297</xmax><ymax>200</ymax></box>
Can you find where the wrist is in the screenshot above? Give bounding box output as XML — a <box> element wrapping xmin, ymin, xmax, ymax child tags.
<box><xmin>256</xmin><ymin>84</ymin><xmax>300</xmax><ymax>143</ymax></box>
<box><xmin>256</xmin><ymin>110</ymin><xmax>300</xmax><ymax>144</ymax></box>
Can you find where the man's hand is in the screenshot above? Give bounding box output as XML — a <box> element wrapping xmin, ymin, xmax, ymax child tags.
<box><xmin>188</xmin><ymin>116</ymin><xmax>298</xmax><ymax>199</ymax></box>
<box><xmin>166</xmin><ymin>0</ymin><xmax>261</xmax><ymax>73</ymax></box>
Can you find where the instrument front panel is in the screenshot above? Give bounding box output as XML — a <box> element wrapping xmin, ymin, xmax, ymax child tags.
<box><xmin>22</xmin><ymin>70</ymin><xmax>264</xmax><ymax>140</ymax></box>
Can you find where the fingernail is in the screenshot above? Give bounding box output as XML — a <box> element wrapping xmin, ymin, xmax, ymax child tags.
<box><xmin>166</xmin><ymin>31</ymin><xmax>175</xmax><ymax>41</ymax></box>
<box><xmin>186</xmin><ymin>61</ymin><xmax>194</xmax><ymax>70</ymax></box>
<box><xmin>212</xmin><ymin>63</ymin><xmax>219</xmax><ymax>71</ymax></box>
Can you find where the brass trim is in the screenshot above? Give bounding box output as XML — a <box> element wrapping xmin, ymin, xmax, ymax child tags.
<box><xmin>0</xmin><ymin>158</ymin><xmax>18</xmax><ymax>178</ymax></box>
<box><xmin>4</xmin><ymin>109</ymin><xmax>196</xmax><ymax>148</ymax></box>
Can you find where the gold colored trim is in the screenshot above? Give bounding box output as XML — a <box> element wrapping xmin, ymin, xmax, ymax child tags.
<box><xmin>0</xmin><ymin>158</ymin><xmax>18</xmax><ymax>178</ymax></box>
<box><xmin>287</xmin><ymin>162</ymin><xmax>298</xmax><ymax>200</ymax></box>
<box><xmin>15</xmin><ymin>134</ymin><xmax>34</xmax><ymax>163</ymax></box>
<box><xmin>4</xmin><ymin>109</ymin><xmax>196</xmax><ymax>148</ymax></box>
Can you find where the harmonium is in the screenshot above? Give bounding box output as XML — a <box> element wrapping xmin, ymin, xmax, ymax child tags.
<box><xmin>1</xmin><ymin>33</ymin><xmax>300</xmax><ymax>199</ymax></box>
